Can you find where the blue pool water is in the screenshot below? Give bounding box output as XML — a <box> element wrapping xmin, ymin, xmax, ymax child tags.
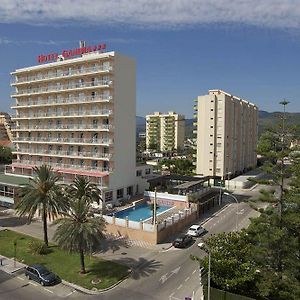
<box><xmin>112</xmin><ymin>203</ymin><xmax>171</xmax><ymax>222</ymax></box>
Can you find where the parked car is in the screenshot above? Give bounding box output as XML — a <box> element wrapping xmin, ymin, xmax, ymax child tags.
<box><xmin>187</xmin><ymin>225</ymin><xmax>207</xmax><ymax>237</ymax></box>
<box><xmin>173</xmin><ymin>234</ymin><xmax>193</xmax><ymax>248</ymax></box>
<box><xmin>25</xmin><ymin>264</ymin><xmax>60</xmax><ymax>286</ymax></box>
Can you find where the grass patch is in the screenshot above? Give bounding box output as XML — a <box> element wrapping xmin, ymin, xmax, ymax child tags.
<box><xmin>0</xmin><ymin>230</ymin><xmax>129</xmax><ymax>290</ymax></box>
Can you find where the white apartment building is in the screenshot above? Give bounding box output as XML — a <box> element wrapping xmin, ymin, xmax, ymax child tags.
<box><xmin>146</xmin><ymin>112</ymin><xmax>185</xmax><ymax>152</ymax></box>
<box><xmin>9</xmin><ymin>48</ymin><xmax>147</xmax><ymax>203</ymax></box>
<box><xmin>195</xmin><ymin>90</ymin><xmax>258</xmax><ymax>178</ymax></box>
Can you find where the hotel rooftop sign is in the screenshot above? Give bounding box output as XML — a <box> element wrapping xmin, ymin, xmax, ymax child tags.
<box><xmin>37</xmin><ymin>43</ymin><xmax>106</xmax><ymax>63</ymax></box>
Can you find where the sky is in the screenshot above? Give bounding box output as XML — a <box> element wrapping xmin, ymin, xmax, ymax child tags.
<box><xmin>1</xmin><ymin>0</ymin><xmax>300</xmax><ymax>118</ymax></box>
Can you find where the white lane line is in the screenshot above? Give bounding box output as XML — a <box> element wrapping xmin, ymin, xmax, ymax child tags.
<box><xmin>177</xmin><ymin>284</ymin><xmax>183</xmax><ymax>290</ymax></box>
<box><xmin>17</xmin><ymin>276</ymin><xmax>24</xmax><ymax>281</ymax></box>
<box><xmin>185</xmin><ymin>276</ymin><xmax>190</xmax><ymax>282</ymax></box>
<box><xmin>192</xmin><ymin>270</ymin><xmax>197</xmax><ymax>274</ymax></box>
<box><xmin>44</xmin><ymin>288</ymin><xmax>54</xmax><ymax>294</ymax></box>
<box><xmin>65</xmin><ymin>291</ymin><xmax>76</xmax><ymax>297</ymax></box>
<box><xmin>169</xmin><ymin>292</ymin><xmax>175</xmax><ymax>298</ymax></box>
<box><xmin>29</xmin><ymin>282</ymin><xmax>38</xmax><ymax>286</ymax></box>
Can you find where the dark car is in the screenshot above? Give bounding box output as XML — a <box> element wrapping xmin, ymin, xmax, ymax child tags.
<box><xmin>25</xmin><ymin>264</ymin><xmax>60</xmax><ymax>286</ymax></box>
<box><xmin>173</xmin><ymin>234</ymin><xmax>193</xmax><ymax>248</ymax></box>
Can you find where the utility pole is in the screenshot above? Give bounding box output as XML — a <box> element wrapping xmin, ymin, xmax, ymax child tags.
<box><xmin>153</xmin><ymin>187</ymin><xmax>157</xmax><ymax>224</ymax></box>
<box><xmin>208</xmin><ymin>251</ymin><xmax>211</xmax><ymax>300</ymax></box>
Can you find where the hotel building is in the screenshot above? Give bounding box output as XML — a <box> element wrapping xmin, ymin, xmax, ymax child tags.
<box><xmin>194</xmin><ymin>90</ymin><xmax>258</xmax><ymax>178</ymax></box>
<box><xmin>146</xmin><ymin>111</ymin><xmax>185</xmax><ymax>152</ymax></box>
<box><xmin>9</xmin><ymin>48</ymin><xmax>147</xmax><ymax>203</ymax></box>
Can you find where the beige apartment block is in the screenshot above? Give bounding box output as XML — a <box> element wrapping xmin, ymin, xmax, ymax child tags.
<box><xmin>195</xmin><ymin>90</ymin><xmax>258</xmax><ymax>178</ymax></box>
<box><xmin>9</xmin><ymin>50</ymin><xmax>141</xmax><ymax>203</ymax></box>
<box><xmin>146</xmin><ymin>111</ymin><xmax>185</xmax><ymax>152</ymax></box>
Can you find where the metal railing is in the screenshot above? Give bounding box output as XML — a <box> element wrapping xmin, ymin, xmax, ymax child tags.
<box><xmin>12</xmin><ymin>109</ymin><xmax>112</xmax><ymax>119</ymax></box>
<box><xmin>13</xmin><ymin>137</ymin><xmax>113</xmax><ymax>144</ymax></box>
<box><xmin>12</xmin><ymin>80</ymin><xmax>113</xmax><ymax>96</ymax></box>
<box><xmin>12</xmin><ymin>159</ymin><xmax>112</xmax><ymax>172</ymax></box>
<box><xmin>12</xmin><ymin>65</ymin><xmax>113</xmax><ymax>84</ymax></box>
<box><xmin>11</xmin><ymin>124</ymin><xmax>112</xmax><ymax>131</ymax></box>
<box><xmin>14</xmin><ymin>149</ymin><xmax>112</xmax><ymax>159</ymax></box>
<box><xmin>12</xmin><ymin>94</ymin><xmax>112</xmax><ymax>107</ymax></box>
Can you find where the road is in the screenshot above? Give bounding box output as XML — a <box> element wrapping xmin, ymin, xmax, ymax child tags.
<box><xmin>0</xmin><ymin>195</ymin><xmax>260</xmax><ymax>300</ymax></box>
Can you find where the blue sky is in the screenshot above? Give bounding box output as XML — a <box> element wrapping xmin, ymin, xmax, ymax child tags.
<box><xmin>1</xmin><ymin>0</ymin><xmax>300</xmax><ymax>118</ymax></box>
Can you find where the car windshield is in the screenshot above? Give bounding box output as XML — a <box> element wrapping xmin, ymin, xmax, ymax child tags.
<box><xmin>189</xmin><ymin>228</ymin><xmax>196</xmax><ymax>231</ymax></box>
<box><xmin>38</xmin><ymin>268</ymin><xmax>51</xmax><ymax>275</ymax></box>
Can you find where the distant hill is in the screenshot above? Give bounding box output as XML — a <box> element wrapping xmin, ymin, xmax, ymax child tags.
<box><xmin>137</xmin><ymin>111</ymin><xmax>300</xmax><ymax>138</ymax></box>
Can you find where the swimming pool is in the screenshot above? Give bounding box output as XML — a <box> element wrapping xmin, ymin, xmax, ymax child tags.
<box><xmin>112</xmin><ymin>203</ymin><xmax>171</xmax><ymax>222</ymax></box>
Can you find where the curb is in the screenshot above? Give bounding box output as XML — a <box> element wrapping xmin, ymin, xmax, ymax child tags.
<box><xmin>0</xmin><ymin>254</ymin><xmax>130</xmax><ymax>295</ymax></box>
<box><xmin>61</xmin><ymin>270</ymin><xmax>132</xmax><ymax>295</ymax></box>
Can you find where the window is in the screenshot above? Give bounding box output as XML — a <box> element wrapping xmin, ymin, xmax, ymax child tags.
<box><xmin>210</xmin><ymin>126</ymin><xmax>213</xmax><ymax>128</ymax></box>
<box><xmin>145</xmin><ymin>168</ymin><xmax>151</xmax><ymax>175</ymax></box>
<box><xmin>105</xmin><ymin>191</ymin><xmax>113</xmax><ymax>202</ymax></box>
<box><xmin>117</xmin><ymin>188</ymin><xmax>124</xmax><ymax>199</ymax></box>
<box><xmin>210</xmin><ymin>143</ymin><xmax>213</xmax><ymax>146</ymax></box>
<box><xmin>136</xmin><ymin>170</ymin><xmax>142</xmax><ymax>177</ymax></box>
<box><xmin>210</xmin><ymin>109</ymin><xmax>214</xmax><ymax>111</ymax></box>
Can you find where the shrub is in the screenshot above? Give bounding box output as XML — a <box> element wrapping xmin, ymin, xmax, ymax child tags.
<box><xmin>28</xmin><ymin>240</ymin><xmax>48</xmax><ymax>255</ymax></box>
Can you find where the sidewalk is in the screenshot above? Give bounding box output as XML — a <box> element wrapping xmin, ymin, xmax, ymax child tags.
<box><xmin>0</xmin><ymin>255</ymin><xmax>26</xmax><ymax>274</ymax></box>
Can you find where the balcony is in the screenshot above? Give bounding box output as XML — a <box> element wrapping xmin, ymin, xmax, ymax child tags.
<box><xmin>11</xmin><ymin>80</ymin><xmax>113</xmax><ymax>97</ymax></box>
<box><xmin>11</xmin><ymin>94</ymin><xmax>112</xmax><ymax>108</ymax></box>
<box><xmin>11</xmin><ymin>65</ymin><xmax>113</xmax><ymax>85</ymax></box>
<box><xmin>14</xmin><ymin>149</ymin><xmax>112</xmax><ymax>160</ymax></box>
<box><xmin>11</xmin><ymin>124</ymin><xmax>113</xmax><ymax>132</ymax></box>
<box><xmin>11</xmin><ymin>109</ymin><xmax>112</xmax><ymax>120</ymax></box>
<box><xmin>12</xmin><ymin>137</ymin><xmax>113</xmax><ymax>145</ymax></box>
<box><xmin>12</xmin><ymin>159</ymin><xmax>112</xmax><ymax>174</ymax></box>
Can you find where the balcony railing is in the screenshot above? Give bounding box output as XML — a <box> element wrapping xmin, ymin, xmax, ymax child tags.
<box><xmin>11</xmin><ymin>124</ymin><xmax>112</xmax><ymax>131</ymax></box>
<box><xmin>12</xmin><ymin>109</ymin><xmax>112</xmax><ymax>119</ymax></box>
<box><xmin>14</xmin><ymin>149</ymin><xmax>112</xmax><ymax>159</ymax></box>
<box><xmin>12</xmin><ymin>65</ymin><xmax>113</xmax><ymax>84</ymax></box>
<box><xmin>12</xmin><ymin>80</ymin><xmax>113</xmax><ymax>96</ymax></box>
<box><xmin>12</xmin><ymin>159</ymin><xmax>112</xmax><ymax>173</ymax></box>
<box><xmin>12</xmin><ymin>94</ymin><xmax>112</xmax><ymax>108</ymax></box>
<box><xmin>13</xmin><ymin>137</ymin><xmax>113</xmax><ymax>144</ymax></box>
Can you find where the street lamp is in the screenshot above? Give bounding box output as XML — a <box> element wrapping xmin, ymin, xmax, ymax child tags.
<box><xmin>223</xmin><ymin>192</ymin><xmax>239</xmax><ymax>231</ymax></box>
<box><xmin>198</xmin><ymin>242</ymin><xmax>211</xmax><ymax>300</ymax></box>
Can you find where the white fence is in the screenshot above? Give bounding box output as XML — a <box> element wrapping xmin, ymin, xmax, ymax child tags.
<box><xmin>143</xmin><ymin>223</ymin><xmax>155</xmax><ymax>232</ymax></box>
<box><xmin>102</xmin><ymin>215</ymin><xmax>114</xmax><ymax>224</ymax></box>
<box><xmin>128</xmin><ymin>220</ymin><xmax>141</xmax><ymax>230</ymax></box>
<box><xmin>144</xmin><ymin>191</ymin><xmax>186</xmax><ymax>202</ymax></box>
<box><xmin>115</xmin><ymin>218</ymin><xmax>126</xmax><ymax>226</ymax></box>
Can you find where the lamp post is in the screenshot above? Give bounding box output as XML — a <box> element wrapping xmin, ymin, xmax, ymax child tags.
<box><xmin>223</xmin><ymin>192</ymin><xmax>239</xmax><ymax>231</ymax></box>
<box><xmin>198</xmin><ymin>242</ymin><xmax>211</xmax><ymax>300</ymax></box>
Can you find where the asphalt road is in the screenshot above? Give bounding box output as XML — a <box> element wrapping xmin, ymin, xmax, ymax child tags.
<box><xmin>0</xmin><ymin>195</ymin><xmax>260</xmax><ymax>300</ymax></box>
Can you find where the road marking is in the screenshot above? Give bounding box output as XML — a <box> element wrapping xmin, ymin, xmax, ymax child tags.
<box><xmin>192</xmin><ymin>269</ymin><xmax>197</xmax><ymax>274</ymax></box>
<box><xmin>159</xmin><ymin>266</ymin><xmax>181</xmax><ymax>284</ymax></box>
<box><xmin>17</xmin><ymin>276</ymin><xmax>24</xmax><ymax>281</ymax></box>
<box><xmin>29</xmin><ymin>282</ymin><xmax>38</xmax><ymax>286</ymax></box>
<box><xmin>169</xmin><ymin>292</ymin><xmax>175</xmax><ymax>298</ymax></box>
<box><xmin>65</xmin><ymin>290</ymin><xmax>76</xmax><ymax>297</ymax></box>
<box><xmin>177</xmin><ymin>284</ymin><xmax>183</xmax><ymax>290</ymax></box>
<box><xmin>185</xmin><ymin>276</ymin><xmax>190</xmax><ymax>282</ymax></box>
<box><xmin>44</xmin><ymin>288</ymin><xmax>54</xmax><ymax>294</ymax></box>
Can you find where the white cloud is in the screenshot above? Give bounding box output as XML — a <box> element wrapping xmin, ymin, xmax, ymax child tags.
<box><xmin>0</xmin><ymin>0</ymin><xmax>300</xmax><ymax>29</ymax></box>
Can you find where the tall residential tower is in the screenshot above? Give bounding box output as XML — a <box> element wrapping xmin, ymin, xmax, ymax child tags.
<box><xmin>9</xmin><ymin>48</ymin><xmax>140</xmax><ymax>203</ymax></box>
<box><xmin>194</xmin><ymin>90</ymin><xmax>258</xmax><ymax>178</ymax></box>
<box><xmin>146</xmin><ymin>111</ymin><xmax>185</xmax><ymax>152</ymax></box>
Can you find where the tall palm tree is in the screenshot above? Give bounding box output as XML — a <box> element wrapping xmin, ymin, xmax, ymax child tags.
<box><xmin>53</xmin><ymin>176</ymin><xmax>105</xmax><ymax>274</ymax></box>
<box><xmin>15</xmin><ymin>165</ymin><xmax>65</xmax><ymax>246</ymax></box>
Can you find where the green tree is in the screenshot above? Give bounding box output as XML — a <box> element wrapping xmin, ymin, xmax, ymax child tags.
<box><xmin>198</xmin><ymin>232</ymin><xmax>258</xmax><ymax>296</ymax></box>
<box><xmin>53</xmin><ymin>176</ymin><xmax>105</xmax><ymax>274</ymax></box>
<box><xmin>15</xmin><ymin>165</ymin><xmax>65</xmax><ymax>246</ymax></box>
<box><xmin>0</xmin><ymin>146</ymin><xmax>12</xmax><ymax>163</ymax></box>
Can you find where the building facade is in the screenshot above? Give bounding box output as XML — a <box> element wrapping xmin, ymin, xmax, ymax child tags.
<box><xmin>9</xmin><ymin>49</ymin><xmax>144</xmax><ymax>203</ymax></box>
<box><xmin>195</xmin><ymin>90</ymin><xmax>258</xmax><ymax>178</ymax></box>
<box><xmin>146</xmin><ymin>112</ymin><xmax>185</xmax><ymax>152</ymax></box>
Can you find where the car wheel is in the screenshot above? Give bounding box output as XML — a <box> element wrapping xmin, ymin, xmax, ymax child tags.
<box><xmin>40</xmin><ymin>281</ymin><xmax>45</xmax><ymax>286</ymax></box>
<box><xmin>25</xmin><ymin>274</ymin><xmax>30</xmax><ymax>279</ymax></box>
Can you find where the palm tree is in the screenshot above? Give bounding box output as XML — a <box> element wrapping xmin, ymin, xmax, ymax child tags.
<box><xmin>15</xmin><ymin>165</ymin><xmax>65</xmax><ymax>246</ymax></box>
<box><xmin>53</xmin><ymin>176</ymin><xmax>105</xmax><ymax>274</ymax></box>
